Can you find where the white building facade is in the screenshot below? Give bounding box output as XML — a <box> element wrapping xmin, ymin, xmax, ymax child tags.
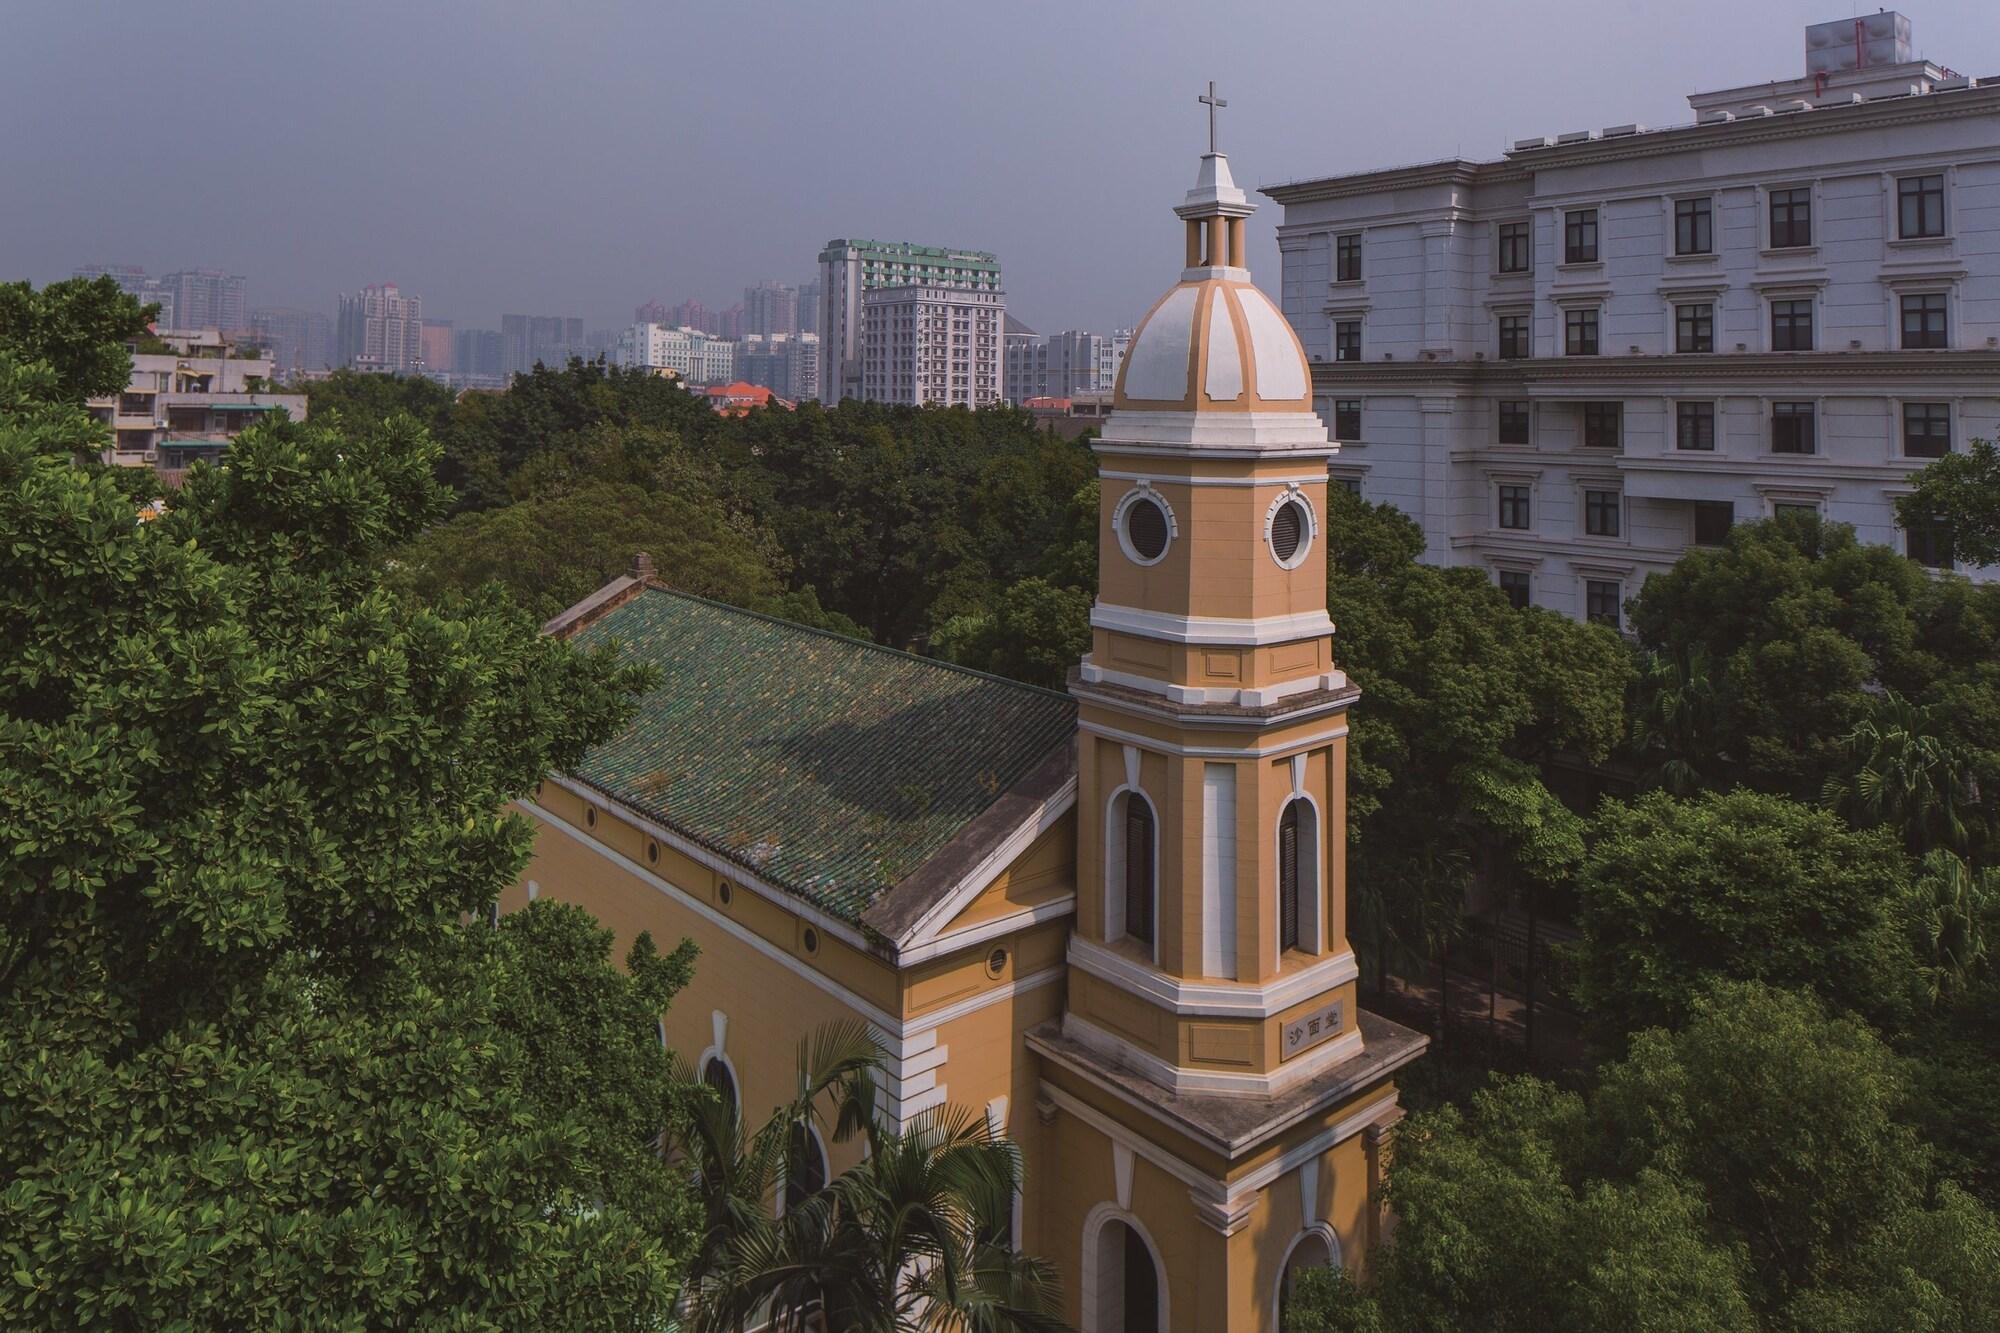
<box><xmin>737</xmin><ymin>331</ymin><xmax>819</xmax><ymax>401</ymax></box>
<box><xmin>859</xmin><ymin>284</ymin><xmax>1004</xmax><ymax>407</ymax></box>
<box><xmin>610</xmin><ymin>322</ymin><xmax>736</xmax><ymax>385</ymax></box>
<box><xmin>89</xmin><ymin>327</ymin><xmax>306</xmax><ymax>472</ymax></box>
<box><xmin>817</xmin><ymin>239</ymin><xmax>1002</xmax><ymax>402</ymax></box>
<box><xmin>1264</xmin><ymin>14</ymin><xmax>2000</xmax><ymax>624</ymax></box>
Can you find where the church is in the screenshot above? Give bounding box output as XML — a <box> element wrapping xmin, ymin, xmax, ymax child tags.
<box><xmin>504</xmin><ymin>114</ymin><xmax>1426</xmax><ymax>1332</ymax></box>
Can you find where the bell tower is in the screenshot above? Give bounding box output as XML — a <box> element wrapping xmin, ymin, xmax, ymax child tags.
<box><xmin>1059</xmin><ymin>119</ymin><xmax>1364</xmax><ymax>1096</ymax></box>
<box><xmin>1026</xmin><ymin>94</ymin><xmax>1425</xmax><ymax>1333</ymax></box>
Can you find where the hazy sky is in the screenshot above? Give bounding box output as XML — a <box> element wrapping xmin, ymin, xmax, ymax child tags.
<box><xmin>5</xmin><ymin>1</ymin><xmax>1995</xmax><ymax>335</ymax></box>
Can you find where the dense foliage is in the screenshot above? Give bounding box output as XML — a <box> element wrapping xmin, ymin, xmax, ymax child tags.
<box><xmin>0</xmin><ymin>294</ymin><xmax>706</xmax><ymax>1326</ymax></box>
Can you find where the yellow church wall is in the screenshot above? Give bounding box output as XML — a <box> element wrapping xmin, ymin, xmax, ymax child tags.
<box><xmin>931</xmin><ymin>816</ymin><xmax>1076</xmax><ymax>935</ymax></box>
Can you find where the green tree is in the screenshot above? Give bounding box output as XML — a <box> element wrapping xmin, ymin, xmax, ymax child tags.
<box><xmin>931</xmin><ymin>576</ymin><xmax>1093</xmax><ymax>689</ymax></box>
<box><xmin>0</xmin><ymin>274</ymin><xmax>156</xmax><ymax>403</ymax></box>
<box><xmin>1897</xmin><ymin>438</ymin><xmax>2000</xmax><ymax>569</ymax></box>
<box><xmin>0</xmin><ymin>327</ymin><xmax>698</xmax><ymax>1326</ymax></box>
<box><xmin>1823</xmin><ymin>691</ymin><xmax>1985</xmax><ymax>855</ymax></box>
<box><xmin>1572</xmin><ymin>789</ymin><xmax>1920</xmax><ymax>1042</ymax></box>
<box><xmin>675</xmin><ymin>1022</ymin><xmax>1066</xmax><ymax>1333</ymax></box>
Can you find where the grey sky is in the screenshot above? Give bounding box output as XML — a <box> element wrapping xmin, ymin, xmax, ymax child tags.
<box><xmin>5</xmin><ymin>1</ymin><xmax>1995</xmax><ymax>336</ymax></box>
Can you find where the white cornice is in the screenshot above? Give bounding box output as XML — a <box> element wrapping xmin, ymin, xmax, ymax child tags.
<box><xmin>1062</xmin><ymin>1013</ymin><xmax>1365</xmax><ymax>1097</ymax></box>
<box><xmin>1090</xmin><ymin>603</ymin><xmax>1334</xmax><ymax>646</ymax></box>
<box><xmin>1069</xmin><ymin>935</ymin><xmax>1359</xmax><ymax>1017</ymax></box>
<box><xmin>1075</xmin><ymin>716</ymin><xmax>1351</xmax><ymax>760</ymax></box>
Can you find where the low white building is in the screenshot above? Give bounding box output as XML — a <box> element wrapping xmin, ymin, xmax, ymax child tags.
<box><xmin>89</xmin><ymin>327</ymin><xmax>305</xmax><ymax>473</ymax></box>
<box><xmin>1264</xmin><ymin>12</ymin><xmax>1999</xmax><ymax>625</ymax></box>
<box><xmin>859</xmin><ymin>284</ymin><xmax>1004</xmax><ymax>407</ymax></box>
<box><xmin>609</xmin><ymin>322</ymin><xmax>736</xmax><ymax>385</ymax></box>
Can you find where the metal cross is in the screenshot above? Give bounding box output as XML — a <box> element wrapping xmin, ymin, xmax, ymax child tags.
<box><xmin>1198</xmin><ymin>80</ymin><xmax>1227</xmax><ymax>155</ymax></box>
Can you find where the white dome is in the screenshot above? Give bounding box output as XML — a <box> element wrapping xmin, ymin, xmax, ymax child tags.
<box><xmin>1114</xmin><ymin>278</ymin><xmax>1313</xmax><ymax>412</ymax></box>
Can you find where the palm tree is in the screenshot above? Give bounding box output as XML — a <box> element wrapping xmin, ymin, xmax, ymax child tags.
<box><xmin>674</xmin><ymin>1021</ymin><xmax>1069</xmax><ymax>1333</ymax></box>
<box><xmin>1822</xmin><ymin>691</ymin><xmax>1981</xmax><ymax>854</ymax></box>
<box><xmin>1907</xmin><ymin>849</ymin><xmax>1997</xmax><ymax>1005</ymax></box>
<box><xmin>1628</xmin><ymin>647</ymin><xmax>1721</xmax><ymax>794</ymax></box>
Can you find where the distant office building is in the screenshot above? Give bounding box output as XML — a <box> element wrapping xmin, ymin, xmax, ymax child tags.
<box><xmin>420</xmin><ymin>320</ymin><xmax>455</xmax><ymax>375</ymax></box>
<box><xmin>1003</xmin><ymin>317</ymin><xmax>1044</xmax><ymax>404</ymax></box>
<box><xmin>737</xmin><ymin>331</ymin><xmax>820</xmax><ymax>401</ymax></box>
<box><xmin>635</xmin><ymin>299</ymin><xmax>671</xmax><ymax>324</ymax></box>
<box><xmin>668</xmin><ymin>298</ymin><xmax>708</xmax><ymax>333</ymax></box>
<box><xmin>454</xmin><ymin>327</ymin><xmax>506</xmax><ymax>386</ymax></box>
<box><xmin>585</xmin><ymin>328</ymin><xmax>619</xmax><ymax>360</ymax></box>
<box><xmin>87</xmin><ymin>326</ymin><xmax>305</xmax><ymax>473</ymax></box>
<box><xmin>249</xmin><ymin>306</ymin><xmax>334</xmax><ymax>379</ymax></box>
<box><xmin>336</xmin><ymin>283</ymin><xmax>424</xmax><ymax>374</ymax></box>
<box><xmin>73</xmin><ymin>264</ymin><xmax>174</xmax><ymax>326</ymax></box>
<box><xmin>798</xmin><ymin>279</ymin><xmax>822</xmax><ymax>346</ymax></box>
<box><xmin>1098</xmin><ymin>328</ymin><xmax>1132</xmax><ymax>395</ymax></box>
<box><xmin>715</xmin><ymin>304</ymin><xmax>745</xmax><ymax>340</ymax></box>
<box><xmin>501</xmin><ymin>314</ymin><xmax>585</xmax><ymax>375</ymax></box>
<box><xmin>818</xmin><ymin>239</ymin><xmax>1002</xmax><ymax>402</ymax></box>
<box><xmin>1264</xmin><ymin>10</ymin><xmax>2000</xmax><ymax>613</ymax></box>
<box><xmin>744</xmin><ymin>281</ymin><xmax>799</xmax><ymax>338</ymax></box>
<box><xmin>610</xmin><ymin>323</ymin><xmax>736</xmax><ymax>385</ymax></box>
<box><xmin>860</xmin><ymin>284</ymin><xmax>1004</xmax><ymax>407</ymax></box>
<box><xmin>161</xmin><ymin>269</ymin><xmax>248</xmax><ymax>335</ymax></box>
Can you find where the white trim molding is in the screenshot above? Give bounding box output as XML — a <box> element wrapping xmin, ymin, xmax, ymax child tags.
<box><xmin>1069</xmin><ymin>934</ymin><xmax>1358</xmax><ymax>1017</ymax></box>
<box><xmin>1079</xmin><ymin>1201</ymin><xmax>1173</xmax><ymax>1333</ymax></box>
<box><xmin>1062</xmin><ymin>1012</ymin><xmax>1365</xmax><ymax>1097</ymax></box>
<box><xmin>1090</xmin><ymin>602</ymin><xmax>1335</xmax><ymax>646</ymax></box>
<box><xmin>894</xmin><ymin>771</ymin><xmax>1078</xmax><ymax>952</ymax></box>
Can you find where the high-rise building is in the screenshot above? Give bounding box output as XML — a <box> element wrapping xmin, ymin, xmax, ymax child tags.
<box><xmin>454</xmin><ymin>328</ymin><xmax>506</xmax><ymax>386</ymax></box>
<box><xmin>797</xmin><ymin>278</ymin><xmax>822</xmax><ymax>346</ymax></box>
<box><xmin>817</xmin><ymin>239</ymin><xmax>1002</xmax><ymax>402</ymax></box>
<box><xmin>859</xmin><ymin>284</ymin><xmax>1004</xmax><ymax>407</ymax></box>
<box><xmin>1264</xmin><ymin>11</ymin><xmax>1999</xmax><ymax>614</ymax></box>
<box><xmin>635</xmin><ymin>299</ymin><xmax>671</xmax><ymax>325</ymax></box>
<box><xmin>420</xmin><ymin>320</ymin><xmax>456</xmax><ymax>375</ymax></box>
<box><xmin>610</xmin><ymin>323</ymin><xmax>736</xmax><ymax>385</ymax></box>
<box><xmin>249</xmin><ymin>307</ymin><xmax>334</xmax><ymax>379</ymax></box>
<box><xmin>335</xmin><ymin>283</ymin><xmax>424</xmax><ymax>374</ymax></box>
<box><xmin>668</xmin><ymin>298</ymin><xmax>708</xmax><ymax>333</ymax></box>
<box><xmin>501</xmin><ymin>314</ymin><xmax>586</xmax><ymax>375</ymax></box>
<box><xmin>1003</xmin><ymin>317</ymin><xmax>1044</xmax><ymax>404</ymax></box>
<box><xmin>161</xmin><ymin>269</ymin><xmax>248</xmax><ymax>335</ymax></box>
<box><xmin>73</xmin><ymin>264</ymin><xmax>173</xmax><ymax>326</ymax></box>
<box><xmin>743</xmin><ymin>281</ymin><xmax>799</xmax><ymax>338</ymax></box>
<box><xmin>736</xmin><ymin>331</ymin><xmax>820</xmax><ymax>401</ymax></box>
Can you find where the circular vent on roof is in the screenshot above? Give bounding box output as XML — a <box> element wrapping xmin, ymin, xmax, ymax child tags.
<box><xmin>1267</xmin><ymin>492</ymin><xmax>1316</xmax><ymax>570</ymax></box>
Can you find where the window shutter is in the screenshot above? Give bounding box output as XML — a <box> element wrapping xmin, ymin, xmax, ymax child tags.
<box><xmin>1126</xmin><ymin>799</ymin><xmax>1153</xmax><ymax>945</ymax></box>
<box><xmin>1279</xmin><ymin>802</ymin><xmax>1300</xmax><ymax>953</ymax></box>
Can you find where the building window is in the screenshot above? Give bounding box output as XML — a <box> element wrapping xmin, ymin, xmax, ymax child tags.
<box><xmin>1278</xmin><ymin>800</ymin><xmax>1304</xmax><ymax>953</ymax></box>
<box><xmin>1584</xmin><ymin>489</ymin><xmax>1621</xmax><ymax>538</ymax></box>
<box><xmin>701</xmin><ymin>1056</ymin><xmax>739</xmax><ymax>1122</ymax></box>
<box><xmin>1564</xmin><ymin>209</ymin><xmax>1598</xmax><ymax>263</ymax></box>
<box><xmin>1124</xmin><ymin>794</ymin><xmax>1155</xmax><ymax>947</ymax></box>
<box><xmin>1774</xmin><ymin>501</ymin><xmax>1820</xmax><ymax>520</ymax></box>
<box><xmin>1498</xmin><ymin>569</ymin><xmax>1531</xmax><ymax>609</ymax></box>
<box><xmin>1901</xmin><ymin>293</ymin><xmax>1948</xmax><ymax>350</ymax></box>
<box><xmin>1335</xmin><ymin>233</ymin><xmax>1362</xmax><ymax>282</ymax></box>
<box><xmin>1771</xmin><ymin>298</ymin><xmax>1814</xmax><ymax>352</ymax></box>
<box><xmin>1333</xmin><ymin>399</ymin><xmax>1361</xmax><ymax>439</ymax></box>
<box><xmin>1674</xmin><ymin>197</ymin><xmax>1713</xmax><ymax>255</ymax></box>
<box><xmin>1564</xmin><ymin>307</ymin><xmax>1600</xmax><ymax>356</ymax></box>
<box><xmin>1898</xmin><ymin>174</ymin><xmax>1945</xmax><ymax>239</ymax></box>
<box><xmin>1906</xmin><ymin>515</ymin><xmax>1954</xmax><ymax>569</ymax></box>
<box><xmin>1694</xmin><ymin>501</ymin><xmax>1734</xmax><ymax>546</ymax></box>
<box><xmin>1583</xmin><ymin>402</ymin><xmax>1622</xmax><ymax>449</ymax></box>
<box><xmin>1498</xmin><ymin>484</ymin><xmax>1531</xmax><ymax>530</ymax></box>
<box><xmin>1903</xmin><ymin>402</ymin><xmax>1950</xmax><ymax>458</ymax></box>
<box><xmin>1586</xmin><ymin>580</ymin><xmax>1622</xmax><ymax>628</ymax></box>
<box><xmin>1334</xmin><ymin>320</ymin><xmax>1361</xmax><ymax>362</ymax></box>
<box><xmin>1769</xmin><ymin>186</ymin><xmax>1812</xmax><ymax>248</ymax></box>
<box><xmin>1333</xmin><ymin>476</ymin><xmax>1361</xmax><ymax>497</ymax></box>
<box><xmin>1497</xmin><ymin>221</ymin><xmax>1531</xmax><ymax>273</ymax></box>
<box><xmin>1498</xmin><ymin>312</ymin><xmax>1531</xmax><ymax>360</ymax></box>
<box><xmin>784</xmin><ymin>1123</ymin><xmax>829</xmax><ymax>1214</ymax></box>
<box><xmin>1268</xmin><ymin>494</ymin><xmax>1314</xmax><ymax>568</ymax></box>
<box><xmin>1676</xmin><ymin>302</ymin><xmax>1714</xmax><ymax>353</ymax></box>
<box><xmin>1498</xmin><ymin>400</ymin><xmax>1530</xmax><ymax>446</ymax></box>
<box><xmin>1676</xmin><ymin>401</ymin><xmax>1716</xmax><ymax>451</ymax></box>
<box><xmin>1772</xmin><ymin>402</ymin><xmax>1816</xmax><ymax>454</ymax></box>
<box><xmin>1116</xmin><ymin>489</ymin><xmax>1174</xmax><ymax>565</ymax></box>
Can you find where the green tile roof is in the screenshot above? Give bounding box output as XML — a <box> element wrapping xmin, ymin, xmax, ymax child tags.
<box><xmin>568</xmin><ymin>587</ymin><xmax>1077</xmax><ymax>928</ymax></box>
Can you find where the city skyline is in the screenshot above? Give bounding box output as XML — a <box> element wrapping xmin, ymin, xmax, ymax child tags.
<box><xmin>11</xmin><ymin>2</ymin><xmax>1999</xmax><ymax>338</ymax></box>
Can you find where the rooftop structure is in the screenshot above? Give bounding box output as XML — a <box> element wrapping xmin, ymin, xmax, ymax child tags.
<box><xmin>87</xmin><ymin>327</ymin><xmax>305</xmax><ymax>476</ymax></box>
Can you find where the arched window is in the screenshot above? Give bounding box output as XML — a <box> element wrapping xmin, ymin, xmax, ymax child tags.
<box><xmin>1124</xmin><ymin>795</ymin><xmax>1155</xmax><ymax>947</ymax></box>
<box><xmin>700</xmin><ymin>1055</ymin><xmax>738</xmax><ymax>1123</ymax></box>
<box><xmin>1279</xmin><ymin>799</ymin><xmax>1302</xmax><ymax>953</ymax></box>
<box><xmin>1277</xmin><ymin>1229</ymin><xmax>1338</xmax><ymax>1330</ymax></box>
<box><xmin>1087</xmin><ymin>1212</ymin><xmax>1167</xmax><ymax>1332</ymax></box>
<box><xmin>784</xmin><ymin>1122</ymin><xmax>828</xmax><ymax>1214</ymax></box>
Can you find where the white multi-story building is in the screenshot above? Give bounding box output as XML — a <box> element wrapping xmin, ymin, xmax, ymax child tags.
<box><xmin>336</xmin><ymin>283</ymin><xmax>424</xmax><ymax>374</ymax></box>
<box><xmin>859</xmin><ymin>284</ymin><xmax>1004</xmax><ymax>407</ymax></box>
<box><xmin>736</xmin><ymin>331</ymin><xmax>819</xmax><ymax>401</ymax></box>
<box><xmin>818</xmin><ymin>239</ymin><xmax>1002</xmax><ymax>402</ymax></box>
<box><xmin>1264</xmin><ymin>12</ymin><xmax>1999</xmax><ymax>624</ymax></box>
<box><xmin>609</xmin><ymin>323</ymin><xmax>736</xmax><ymax>385</ymax></box>
<box><xmin>88</xmin><ymin>327</ymin><xmax>305</xmax><ymax>473</ymax></box>
<box><xmin>1002</xmin><ymin>324</ymin><xmax>1133</xmax><ymax>405</ymax></box>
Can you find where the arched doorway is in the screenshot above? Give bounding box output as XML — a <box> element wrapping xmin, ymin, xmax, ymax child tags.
<box><xmin>1089</xmin><ymin>1215</ymin><xmax>1164</xmax><ymax>1332</ymax></box>
<box><xmin>1277</xmin><ymin>1227</ymin><xmax>1339</xmax><ymax>1329</ymax></box>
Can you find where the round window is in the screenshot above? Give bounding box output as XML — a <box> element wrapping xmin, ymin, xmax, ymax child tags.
<box><xmin>802</xmin><ymin>926</ymin><xmax>820</xmax><ymax>955</ymax></box>
<box><xmin>646</xmin><ymin>839</ymin><xmax>660</xmax><ymax>865</ymax></box>
<box><xmin>1116</xmin><ymin>488</ymin><xmax>1175</xmax><ymax>566</ymax></box>
<box><xmin>1267</xmin><ymin>494</ymin><xmax>1315</xmax><ymax>570</ymax></box>
<box><xmin>986</xmin><ymin>946</ymin><xmax>1008</xmax><ymax>978</ymax></box>
<box><xmin>718</xmin><ymin>881</ymin><xmax>733</xmax><ymax>905</ymax></box>
<box><xmin>584</xmin><ymin>805</ymin><xmax>597</xmax><ymax>829</ymax></box>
